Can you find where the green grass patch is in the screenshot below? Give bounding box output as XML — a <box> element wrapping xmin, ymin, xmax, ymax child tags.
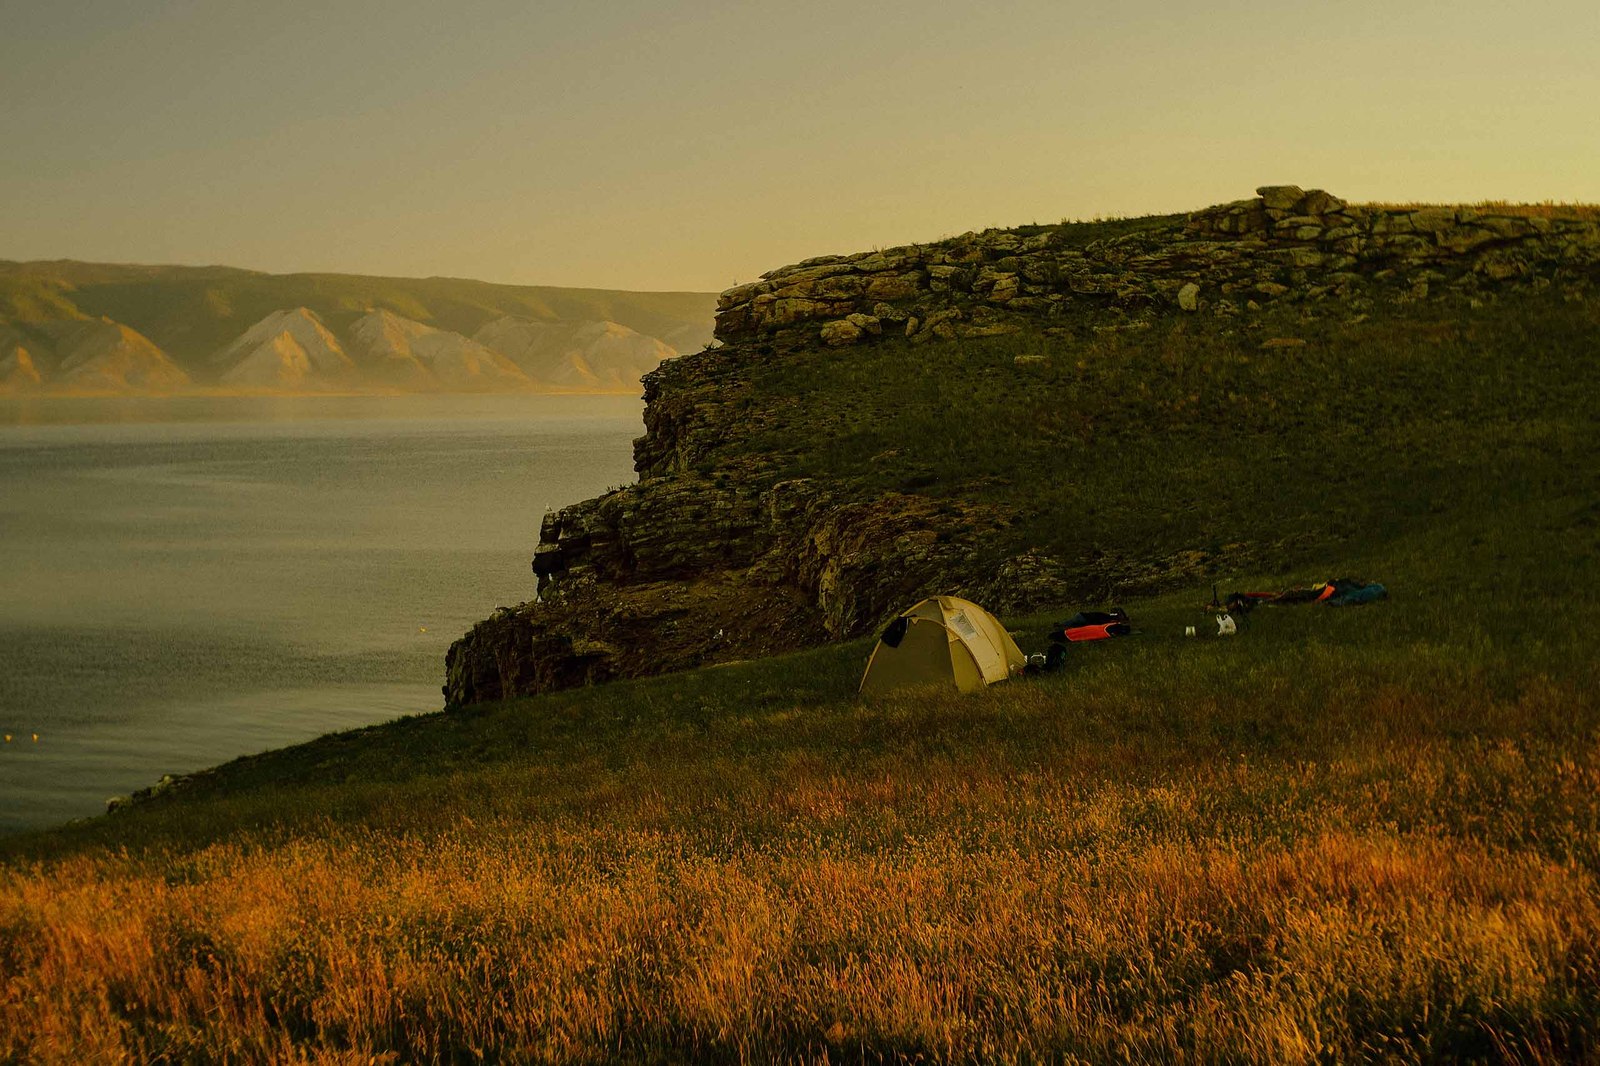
<box><xmin>727</xmin><ymin>294</ymin><xmax>1599</xmax><ymax>595</ymax></box>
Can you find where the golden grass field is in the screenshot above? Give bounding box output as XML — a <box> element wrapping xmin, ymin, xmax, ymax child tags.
<box><xmin>5</xmin><ymin>588</ymin><xmax>1599</xmax><ymax>1063</ymax></box>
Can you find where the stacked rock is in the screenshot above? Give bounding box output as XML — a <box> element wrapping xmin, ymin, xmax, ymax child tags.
<box><xmin>712</xmin><ymin>184</ymin><xmax>1599</xmax><ymax>348</ymax></box>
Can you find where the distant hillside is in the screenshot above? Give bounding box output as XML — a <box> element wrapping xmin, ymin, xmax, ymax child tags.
<box><xmin>0</xmin><ymin>318</ymin><xmax>190</xmax><ymax>393</ymax></box>
<box><xmin>211</xmin><ymin>307</ymin><xmax>358</xmax><ymax>390</ymax></box>
<box><xmin>0</xmin><ymin>260</ymin><xmax>716</xmax><ymax>395</ymax></box>
<box><xmin>346</xmin><ymin>309</ymin><xmax>533</xmax><ymax>393</ymax></box>
<box><xmin>473</xmin><ymin>317</ymin><xmax>677</xmax><ymax>391</ymax></box>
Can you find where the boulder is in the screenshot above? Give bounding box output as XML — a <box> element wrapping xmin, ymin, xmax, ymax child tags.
<box><xmin>1407</xmin><ymin>208</ymin><xmax>1457</xmax><ymax>234</ymax></box>
<box><xmin>865</xmin><ymin>272</ymin><xmax>924</xmax><ymax>301</ymax></box>
<box><xmin>1177</xmin><ymin>282</ymin><xmax>1201</xmax><ymax>312</ymax></box>
<box><xmin>820</xmin><ymin>318</ymin><xmax>865</xmax><ymax>347</ymax></box>
<box><xmin>767</xmin><ymin>297</ymin><xmax>838</xmax><ymax>328</ymax></box>
<box><xmin>1436</xmin><ymin>226</ymin><xmax>1498</xmax><ymax>254</ymax></box>
<box><xmin>1296</xmin><ymin>189</ymin><xmax>1346</xmax><ymax>216</ymax></box>
<box><xmin>911</xmin><ymin>309</ymin><xmax>963</xmax><ymax>343</ymax></box>
<box><xmin>845</xmin><ymin>312</ymin><xmax>882</xmax><ymax>336</ymax></box>
<box><xmin>987</xmin><ymin>275</ymin><xmax>1021</xmax><ymax>303</ymax></box>
<box><xmin>1257</xmin><ymin>185</ymin><xmax>1306</xmax><ymax>211</ymax></box>
<box><xmin>717</xmin><ymin>280</ymin><xmax>770</xmax><ymax>311</ymax></box>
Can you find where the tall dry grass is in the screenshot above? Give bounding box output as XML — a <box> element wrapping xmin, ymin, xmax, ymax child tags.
<box><xmin>5</xmin><ymin>681</ymin><xmax>1599</xmax><ymax>1063</ymax></box>
<box><xmin>1356</xmin><ymin>200</ymin><xmax>1600</xmax><ymax>220</ymax></box>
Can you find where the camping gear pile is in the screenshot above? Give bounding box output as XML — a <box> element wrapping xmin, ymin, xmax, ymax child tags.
<box><xmin>1027</xmin><ymin>608</ymin><xmax>1133</xmax><ymax>674</ymax></box>
<box><xmin>1212</xmin><ymin>578</ymin><xmax>1388</xmax><ymax>614</ymax></box>
<box><xmin>859</xmin><ymin>575</ymin><xmax>1388</xmax><ymax>696</ymax></box>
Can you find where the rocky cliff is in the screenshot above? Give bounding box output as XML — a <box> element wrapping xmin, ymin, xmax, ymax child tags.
<box><xmin>442</xmin><ymin>185</ymin><xmax>1600</xmax><ymax>708</ymax></box>
<box><xmin>714</xmin><ymin>184</ymin><xmax>1598</xmax><ymax>347</ymax></box>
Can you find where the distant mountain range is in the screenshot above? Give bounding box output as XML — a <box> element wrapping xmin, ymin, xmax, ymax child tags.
<box><xmin>0</xmin><ymin>260</ymin><xmax>716</xmax><ymax>395</ymax></box>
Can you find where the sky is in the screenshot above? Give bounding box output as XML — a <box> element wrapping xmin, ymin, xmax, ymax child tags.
<box><xmin>2</xmin><ymin>0</ymin><xmax>1597</xmax><ymax>292</ymax></box>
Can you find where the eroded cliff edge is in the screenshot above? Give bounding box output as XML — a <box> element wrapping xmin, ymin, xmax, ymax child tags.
<box><xmin>443</xmin><ymin>184</ymin><xmax>1600</xmax><ymax>707</ymax></box>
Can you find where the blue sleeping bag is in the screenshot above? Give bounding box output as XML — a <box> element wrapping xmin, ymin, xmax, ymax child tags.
<box><xmin>1326</xmin><ymin>582</ymin><xmax>1387</xmax><ymax>607</ymax></box>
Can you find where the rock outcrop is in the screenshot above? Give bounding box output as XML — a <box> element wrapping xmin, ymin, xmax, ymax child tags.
<box><xmin>443</xmin><ymin>186</ymin><xmax>1600</xmax><ymax>708</ymax></box>
<box><xmin>715</xmin><ymin>186</ymin><xmax>1600</xmax><ymax>348</ymax></box>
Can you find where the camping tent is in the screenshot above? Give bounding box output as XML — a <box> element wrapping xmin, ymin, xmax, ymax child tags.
<box><xmin>859</xmin><ymin>596</ymin><xmax>1025</xmax><ymax>695</ymax></box>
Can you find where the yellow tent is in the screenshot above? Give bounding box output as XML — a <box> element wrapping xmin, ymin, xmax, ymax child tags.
<box><xmin>859</xmin><ymin>596</ymin><xmax>1025</xmax><ymax>695</ymax></box>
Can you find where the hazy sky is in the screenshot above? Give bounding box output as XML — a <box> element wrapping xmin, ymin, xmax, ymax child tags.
<box><xmin>3</xmin><ymin>0</ymin><xmax>1597</xmax><ymax>291</ymax></box>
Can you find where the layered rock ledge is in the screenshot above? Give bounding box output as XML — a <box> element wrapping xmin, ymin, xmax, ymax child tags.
<box><xmin>444</xmin><ymin>186</ymin><xmax>1599</xmax><ymax>708</ymax></box>
<box><xmin>717</xmin><ymin>184</ymin><xmax>1598</xmax><ymax>347</ymax></box>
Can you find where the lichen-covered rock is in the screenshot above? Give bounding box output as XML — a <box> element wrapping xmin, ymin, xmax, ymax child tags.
<box><xmin>1297</xmin><ymin>189</ymin><xmax>1346</xmax><ymax>216</ymax></box>
<box><xmin>820</xmin><ymin>318</ymin><xmax>865</xmax><ymax>347</ymax></box>
<box><xmin>713</xmin><ymin>185</ymin><xmax>1599</xmax><ymax>346</ymax></box>
<box><xmin>1257</xmin><ymin>185</ymin><xmax>1306</xmax><ymax>211</ymax></box>
<box><xmin>846</xmin><ymin>312</ymin><xmax>882</xmax><ymax>335</ymax></box>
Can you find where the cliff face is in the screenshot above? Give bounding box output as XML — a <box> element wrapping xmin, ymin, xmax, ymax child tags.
<box><xmin>442</xmin><ymin>185</ymin><xmax>1600</xmax><ymax>708</ymax></box>
<box><xmin>443</xmin><ymin>341</ymin><xmax>1032</xmax><ymax>706</ymax></box>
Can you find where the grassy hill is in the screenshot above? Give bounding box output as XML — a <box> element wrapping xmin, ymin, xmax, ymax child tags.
<box><xmin>722</xmin><ymin>292</ymin><xmax>1599</xmax><ymax>598</ymax></box>
<box><xmin>4</xmin><ymin>493</ymin><xmax>1595</xmax><ymax>1062</ymax></box>
<box><xmin>0</xmin><ymin>259</ymin><xmax>717</xmax><ymax>366</ymax></box>
<box><xmin>2</xmin><ymin>211</ymin><xmax>1599</xmax><ymax>1061</ymax></box>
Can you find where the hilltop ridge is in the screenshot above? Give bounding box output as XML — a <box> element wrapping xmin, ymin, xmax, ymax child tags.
<box><xmin>715</xmin><ymin>184</ymin><xmax>1598</xmax><ymax>346</ymax></box>
<box><xmin>443</xmin><ymin>183</ymin><xmax>1600</xmax><ymax>706</ymax></box>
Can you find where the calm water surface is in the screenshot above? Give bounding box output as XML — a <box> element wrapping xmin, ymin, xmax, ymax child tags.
<box><xmin>0</xmin><ymin>394</ymin><xmax>642</xmax><ymax>832</ymax></box>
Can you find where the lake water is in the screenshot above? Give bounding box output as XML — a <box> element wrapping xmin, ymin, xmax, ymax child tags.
<box><xmin>0</xmin><ymin>394</ymin><xmax>643</xmax><ymax>833</ymax></box>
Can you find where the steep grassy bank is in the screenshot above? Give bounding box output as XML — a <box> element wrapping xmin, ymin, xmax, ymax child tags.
<box><xmin>724</xmin><ymin>293</ymin><xmax>1600</xmax><ymax>595</ymax></box>
<box><xmin>4</xmin><ymin>464</ymin><xmax>1598</xmax><ymax>1060</ymax></box>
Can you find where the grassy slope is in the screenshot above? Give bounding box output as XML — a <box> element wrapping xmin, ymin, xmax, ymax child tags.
<box><xmin>2</xmin><ymin>231</ymin><xmax>1599</xmax><ymax>1061</ymax></box>
<box><xmin>727</xmin><ymin>293</ymin><xmax>1599</xmax><ymax>598</ymax></box>
<box><xmin>4</xmin><ymin>501</ymin><xmax>1596</xmax><ymax>1062</ymax></box>
<box><xmin>0</xmin><ymin>260</ymin><xmax>717</xmax><ymax>365</ymax></box>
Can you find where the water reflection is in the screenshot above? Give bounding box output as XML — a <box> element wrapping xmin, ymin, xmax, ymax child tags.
<box><xmin>0</xmin><ymin>395</ymin><xmax>641</xmax><ymax>831</ymax></box>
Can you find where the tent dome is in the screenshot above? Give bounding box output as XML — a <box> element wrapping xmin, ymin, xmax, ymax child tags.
<box><xmin>859</xmin><ymin>596</ymin><xmax>1025</xmax><ymax>695</ymax></box>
